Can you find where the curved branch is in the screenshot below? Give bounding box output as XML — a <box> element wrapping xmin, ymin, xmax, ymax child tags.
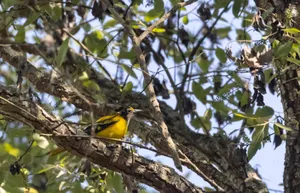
<box><xmin>0</xmin><ymin>45</ymin><xmax>117</xmax><ymax>115</ymax></box>
<box><xmin>0</xmin><ymin>84</ymin><xmax>203</xmax><ymax>193</ymax></box>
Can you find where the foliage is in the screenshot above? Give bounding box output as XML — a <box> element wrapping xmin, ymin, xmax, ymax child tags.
<box><xmin>0</xmin><ymin>0</ymin><xmax>291</xmax><ymax>192</ymax></box>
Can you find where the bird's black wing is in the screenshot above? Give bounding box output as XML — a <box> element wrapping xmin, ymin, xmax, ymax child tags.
<box><xmin>84</xmin><ymin>121</ymin><xmax>118</xmax><ymax>135</ymax></box>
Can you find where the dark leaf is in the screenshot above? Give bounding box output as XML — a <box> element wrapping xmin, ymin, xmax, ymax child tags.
<box><xmin>248</xmin><ymin>141</ymin><xmax>261</xmax><ymax>161</ymax></box>
<box><xmin>183</xmin><ymin>95</ymin><xmax>196</xmax><ymax>114</ymax></box>
<box><xmin>232</xmin><ymin>0</ymin><xmax>242</xmax><ymax>17</ymax></box>
<box><xmin>178</xmin><ymin>27</ymin><xmax>189</xmax><ymax>48</ymax></box>
<box><xmin>153</xmin><ymin>78</ymin><xmax>169</xmax><ymax>99</ymax></box>
<box><xmin>216</xmin><ymin>47</ymin><xmax>227</xmax><ymax>63</ymax></box>
<box><xmin>274</xmin><ymin>123</ymin><xmax>283</xmax><ymax>149</ymax></box>
<box><xmin>9</xmin><ymin>162</ymin><xmax>21</xmax><ymax>175</ymax></box>
<box><xmin>197</xmin><ymin>3</ymin><xmax>211</xmax><ymax>21</ymax></box>
<box><xmin>192</xmin><ymin>82</ymin><xmax>206</xmax><ymax>104</ymax></box>
<box><xmin>257</xmin><ymin>93</ymin><xmax>265</xmax><ymax>106</ymax></box>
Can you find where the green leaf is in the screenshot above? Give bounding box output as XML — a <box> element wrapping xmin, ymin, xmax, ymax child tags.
<box><xmin>292</xmin><ymin>43</ymin><xmax>300</xmax><ymax>56</ymax></box>
<box><xmin>82</xmin><ymin>23</ymin><xmax>91</xmax><ymax>32</ymax></box>
<box><xmin>240</xmin><ymin>91</ymin><xmax>249</xmax><ymax>107</ymax></box>
<box><xmin>121</xmin><ymin>64</ymin><xmax>137</xmax><ymax>79</ymax></box>
<box><xmin>252</xmin><ymin>125</ymin><xmax>267</xmax><ymax>143</ymax></box>
<box><xmin>274</xmin><ymin>123</ymin><xmax>280</xmax><ymax>135</ymax></box>
<box><xmin>55</xmin><ymin>38</ymin><xmax>70</xmax><ymax>66</ymax></box>
<box><xmin>145</xmin><ymin>8</ymin><xmax>164</xmax><ymax>22</ymax></box>
<box><xmin>103</xmin><ymin>19</ymin><xmax>118</xmax><ymax>29</ymax></box>
<box><xmin>275</xmin><ymin>41</ymin><xmax>292</xmax><ymax>58</ymax></box>
<box><xmin>216</xmin><ymin>47</ymin><xmax>227</xmax><ymax>63</ymax></box>
<box><xmin>2</xmin><ymin>0</ymin><xmax>17</xmax><ymax>9</ymax></box>
<box><xmin>170</xmin><ymin>0</ymin><xmax>180</xmax><ymax>5</ymax></box>
<box><xmin>215</xmin><ymin>27</ymin><xmax>231</xmax><ymax>38</ymax></box>
<box><xmin>4</xmin><ymin>143</ymin><xmax>20</xmax><ymax>158</ymax></box>
<box><xmin>145</xmin><ymin>0</ymin><xmax>164</xmax><ymax>22</ymax></box>
<box><xmin>274</xmin><ymin>122</ymin><xmax>293</xmax><ymax>132</ymax></box>
<box><xmin>192</xmin><ymin>110</ymin><xmax>212</xmax><ymax>131</ymax></box>
<box><xmin>119</xmin><ymin>48</ymin><xmax>136</xmax><ymax>59</ymax></box>
<box><xmin>236</xmin><ymin>29</ymin><xmax>251</xmax><ymax>40</ymax></box>
<box><xmin>232</xmin><ymin>0</ymin><xmax>242</xmax><ymax>17</ymax></box>
<box><xmin>79</xmin><ymin>71</ymin><xmax>89</xmax><ymax>81</ymax></box>
<box><xmin>287</xmin><ymin>57</ymin><xmax>300</xmax><ymax>66</ymax></box>
<box><xmin>261</xmin><ymin>7</ymin><xmax>274</xmax><ymax>19</ymax></box>
<box><xmin>273</xmin><ymin>124</ymin><xmax>283</xmax><ymax>149</ymax></box>
<box><xmin>281</xmin><ymin>134</ymin><xmax>287</xmax><ymax>140</ymax></box>
<box><xmin>233</xmin><ymin>112</ymin><xmax>256</xmax><ymax>119</ymax></box>
<box><xmin>231</xmin><ymin>72</ymin><xmax>244</xmax><ymax>85</ymax></box>
<box><xmin>123</xmin><ymin>81</ymin><xmax>133</xmax><ymax>93</ymax></box>
<box><xmin>212</xmin><ymin>101</ymin><xmax>231</xmax><ymax>112</ymax></box>
<box><xmin>15</xmin><ymin>26</ymin><xmax>25</xmax><ymax>43</ymax></box>
<box><xmin>283</xmin><ymin>28</ymin><xmax>300</xmax><ymax>34</ymax></box>
<box><xmin>197</xmin><ymin>59</ymin><xmax>211</xmax><ymax>72</ymax></box>
<box><xmin>71</xmin><ymin>181</ymin><xmax>83</xmax><ymax>193</ymax></box>
<box><xmin>82</xmin><ymin>80</ymin><xmax>100</xmax><ymax>91</ymax></box>
<box><xmin>112</xmin><ymin>174</ymin><xmax>124</xmax><ymax>193</ymax></box>
<box><xmin>215</xmin><ymin>0</ymin><xmax>230</xmax><ymax>8</ymax></box>
<box><xmin>248</xmin><ymin>141</ymin><xmax>261</xmax><ymax>161</ymax></box>
<box><xmin>182</xmin><ymin>15</ymin><xmax>189</xmax><ymax>25</ymax></box>
<box><xmin>154</xmin><ymin>0</ymin><xmax>164</xmax><ymax>10</ymax></box>
<box><xmin>51</xmin><ymin>6</ymin><xmax>62</xmax><ymax>21</ymax></box>
<box><xmin>84</xmin><ymin>30</ymin><xmax>108</xmax><ymax>58</ymax></box>
<box><xmin>192</xmin><ymin>82</ymin><xmax>206</xmax><ymax>104</ymax></box>
<box><xmin>152</xmin><ymin>28</ymin><xmax>166</xmax><ymax>33</ymax></box>
<box><xmin>24</xmin><ymin>12</ymin><xmax>40</xmax><ymax>26</ymax></box>
<box><xmin>33</xmin><ymin>133</ymin><xmax>49</xmax><ymax>149</ymax></box>
<box><xmin>254</xmin><ymin>106</ymin><xmax>274</xmax><ymax>122</ymax></box>
<box><xmin>218</xmin><ymin>82</ymin><xmax>235</xmax><ymax>96</ymax></box>
<box><xmin>204</xmin><ymin>108</ymin><xmax>212</xmax><ymax>119</ymax></box>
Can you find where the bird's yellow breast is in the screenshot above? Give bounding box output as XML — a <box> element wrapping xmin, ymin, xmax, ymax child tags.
<box><xmin>95</xmin><ymin>114</ymin><xmax>128</xmax><ymax>139</ymax></box>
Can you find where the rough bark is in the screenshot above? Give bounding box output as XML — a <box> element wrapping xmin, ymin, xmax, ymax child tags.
<box><xmin>0</xmin><ymin>85</ymin><xmax>203</xmax><ymax>193</ymax></box>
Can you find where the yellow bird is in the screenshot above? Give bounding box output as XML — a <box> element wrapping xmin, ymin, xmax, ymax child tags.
<box><xmin>48</xmin><ymin>106</ymin><xmax>142</xmax><ymax>156</ymax></box>
<box><xmin>84</xmin><ymin>106</ymin><xmax>142</xmax><ymax>139</ymax></box>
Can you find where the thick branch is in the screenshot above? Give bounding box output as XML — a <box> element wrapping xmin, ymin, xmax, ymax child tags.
<box><xmin>0</xmin><ymin>45</ymin><xmax>117</xmax><ymax>115</ymax></box>
<box><xmin>0</xmin><ymin>84</ymin><xmax>203</xmax><ymax>193</ymax></box>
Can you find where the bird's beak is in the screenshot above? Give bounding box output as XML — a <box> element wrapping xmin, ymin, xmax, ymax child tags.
<box><xmin>133</xmin><ymin>109</ymin><xmax>143</xmax><ymax>113</ymax></box>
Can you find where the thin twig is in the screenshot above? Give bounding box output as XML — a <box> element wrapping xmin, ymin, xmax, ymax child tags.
<box><xmin>180</xmin><ymin>2</ymin><xmax>231</xmax><ymax>93</ymax></box>
<box><xmin>138</xmin><ymin>0</ymin><xmax>198</xmax><ymax>42</ymax></box>
<box><xmin>178</xmin><ymin>150</ymin><xmax>225</xmax><ymax>192</ymax></box>
<box><xmin>18</xmin><ymin>140</ymin><xmax>34</xmax><ymax>162</ymax></box>
<box><xmin>61</xmin><ymin>28</ymin><xmax>115</xmax><ymax>83</ymax></box>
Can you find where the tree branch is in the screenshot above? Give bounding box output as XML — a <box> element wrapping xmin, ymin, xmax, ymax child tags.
<box><xmin>0</xmin><ymin>45</ymin><xmax>117</xmax><ymax>115</ymax></box>
<box><xmin>0</xmin><ymin>84</ymin><xmax>203</xmax><ymax>193</ymax></box>
<box><xmin>102</xmin><ymin>0</ymin><xmax>183</xmax><ymax>171</ymax></box>
<box><xmin>138</xmin><ymin>0</ymin><xmax>198</xmax><ymax>42</ymax></box>
<box><xmin>180</xmin><ymin>2</ymin><xmax>230</xmax><ymax>93</ymax></box>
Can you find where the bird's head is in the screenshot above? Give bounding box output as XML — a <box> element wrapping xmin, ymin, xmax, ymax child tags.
<box><xmin>119</xmin><ymin>106</ymin><xmax>142</xmax><ymax>120</ymax></box>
